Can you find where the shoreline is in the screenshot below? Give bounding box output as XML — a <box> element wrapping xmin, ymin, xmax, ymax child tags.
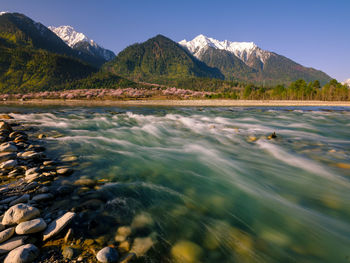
<box><xmin>0</xmin><ymin>117</ymin><xmax>139</xmax><ymax>262</ymax></box>
<box><xmin>0</xmin><ymin>99</ymin><xmax>350</xmax><ymax>107</ymax></box>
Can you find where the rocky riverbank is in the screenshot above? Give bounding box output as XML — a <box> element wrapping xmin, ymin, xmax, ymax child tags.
<box><xmin>0</xmin><ymin>115</ymin><xmax>154</xmax><ymax>263</ymax></box>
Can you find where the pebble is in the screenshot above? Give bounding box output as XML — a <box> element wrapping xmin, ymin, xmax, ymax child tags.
<box><xmin>171</xmin><ymin>240</ymin><xmax>203</xmax><ymax>263</ymax></box>
<box><xmin>4</xmin><ymin>244</ymin><xmax>39</xmax><ymax>263</ymax></box>
<box><xmin>0</xmin><ymin>115</ymin><xmax>13</xmax><ymax>120</ymax></box>
<box><xmin>9</xmin><ymin>194</ymin><xmax>30</xmax><ymax>206</ymax></box>
<box><xmin>64</xmin><ymin>228</ymin><xmax>73</xmax><ymax>243</ymax></box>
<box><xmin>115</xmin><ymin>226</ymin><xmax>132</xmax><ymax>242</ymax></box>
<box><xmin>0</xmin><ymin>152</ymin><xmax>16</xmax><ymax>162</ymax></box>
<box><xmin>43</xmin><ymin>212</ymin><xmax>75</xmax><ymax>241</ymax></box>
<box><xmin>0</xmin><ymin>227</ymin><xmax>15</xmax><ymax>244</ymax></box>
<box><xmin>0</xmin><ymin>196</ymin><xmax>19</xmax><ymax>205</ymax></box>
<box><xmin>37</xmin><ymin>134</ymin><xmax>46</xmax><ymax>139</ymax></box>
<box><xmin>2</xmin><ymin>204</ymin><xmax>40</xmax><ymax>226</ymax></box>
<box><xmin>32</xmin><ymin>193</ymin><xmax>54</xmax><ymax>202</ymax></box>
<box><xmin>56</xmin><ymin>167</ymin><xmax>73</xmax><ymax>176</ymax></box>
<box><xmin>131</xmin><ymin>236</ymin><xmax>155</xmax><ymax>257</ymax></box>
<box><xmin>25</xmin><ymin>173</ymin><xmax>40</xmax><ymax>182</ymax></box>
<box><xmin>0</xmin><ymin>236</ymin><xmax>27</xmax><ymax>254</ymax></box>
<box><xmin>96</xmin><ymin>247</ymin><xmax>119</xmax><ymax>263</ymax></box>
<box><xmin>15</xmin><ymin>218</ymin><xmax>47</xmax><ymax>235</ymax></box>
<box><xmin>25</xmin><ymin>167</ymin><xmax>39</xmax><ymax>177</ymax></box>
<box><xmin>74</xmin><ymin>178</ymin><xmax>96</xmax><ymax>187</ymax></box>
<box><xmin>0</xmin><ymin>143</ymin><xmax>17</xmax><ymax>152</ymax></box>
<box><xmin>0</xmin><ymin>121</ymin><xmax>12</xmax><ymax>132</ymax></box>
<box><xmin>131</xmin><ymin>212</ymin><xmax>154</xmax><ymax>229</ymax></box>
<box><xmin>0</xmin><ymin>159</ymin><xmax>18</xmax><ymax>169</ymax></box>
<box><xmin>62</xmin><ymin>156</ymin><xmax>78</xmax><ymax>162</ymax></box>
<box><xmin>62</xmin><ymin>246</ymin><xmax>74</xmax><ymax>259</ymax></box>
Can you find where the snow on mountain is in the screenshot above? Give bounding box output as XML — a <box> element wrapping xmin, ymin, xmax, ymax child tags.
<box><xmin>0</xmin><ymin>11</ymin><xmax>9</xmax><ymax>16</ymax></box>
<box><xmin>179</xmin><ymin>34</ymin><xmax>272</xmax><ymax>65</ymax></box>
<box><xmin>48</xmin><ymin>25</ymin><xmax>90</xmax><ymax>47</ymax></box>
<box><xmin>49</xmin><ymin>25</ymin><xmax>115</xmax><ymax>61</ymax></box>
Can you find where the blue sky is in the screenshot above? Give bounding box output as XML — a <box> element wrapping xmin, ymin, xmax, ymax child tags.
<box><xmin>1</xmin><ymin>0</ymin><xmax>349</xmax><ymax>81</ymax></box>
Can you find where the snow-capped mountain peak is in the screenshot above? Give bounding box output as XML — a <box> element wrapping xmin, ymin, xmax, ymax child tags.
<box><xmin>49</xmin><ymin>25</ymin><xmax>115</xmax><ymax>62</ymax></box>
<box><xmin>48</xmin><ymin>25</ymin><xmax>91</xmax><ymax>47</ymax></box>
<box><xmin>0</xmin><ymin>11</ymin><xmax>9</xmax><ymax>16</ymax></box>
<box><xmin>179</xmin><ymin>34</ymin><xmax>270</xmax><ymax>65</ymax></box>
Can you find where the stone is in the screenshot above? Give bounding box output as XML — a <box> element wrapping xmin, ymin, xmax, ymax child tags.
<box><xmin>56</xmin><ymin>167</ymin><xmax>73</xmax><ymax>176</ymax></box>
<box><xmin>9</xmin><ymin>194</ymin><xmax>30</xmax><ymax>206</ymax></box>
<box><xmin>25</xmin><ymin>173</ymin><xmax>40</xmax><ymax>182</ymax></box>
<box><xmin>25</xmin><ymin>167</ymin><xmax>39</xmax><ymax>177</ymax></box>
<box><xmin>131</xmin><ymin>236</ymin><xmax>155</xmax><ymax>257</ymax></box>
<box><xmin>0</xmin><ymin>196</ymin><xmax>19</xmax><ymax>205</ymax></box>
<box><xmin>0</xmin><ymin>121</ymin><xmax>12</xmax><ymax>132</ymax></box>
<box><xmin>114</xmin><ymin>226</ymin><xmax>132</xmax><ymax>242</ymax></box>
<box><xmin>4</xmin><ymin>244</ymin><xmax>39</xmax><ymax>263</ymax></box>
<box><xmin>131</xmin><ymin>212</ymin><xmax>154</xmax><ymax>229</ymax></box>
<box><xmin>62</xmin><ymin>156</ymin><xmax>78</xmax><ymax>162</ymax></box>
<box><xmin>96</xmin><ymin>247</ymin><xmax>119</xmax><ymax>263</ymax></box>
<box><xmin>0</xmin><ymin>152</ymin><xmax>16</xmax><ymax>162</ymax></box>
<box><xmin>15</xmin><ymin>218</ymin><xmax>47</xmax><ymax>235</ymax></box>
<box><xmin>0</xmin><ymin>223</ymin><xmax>4</xmax><ymax>231</ymax></box>
<box><xmin>74</xmin><ymin>178</ymin><xmax>96</xmax><ymax>187</ymax></box>
<box><xmin>2</xmin><ymin>204</ymin><xmax>40</xmax><ymax>226</ymax></box>
<box><xmin>37</xmin><ymin>186</ymin><xmax>49</xmax><ymax>194</ymax></box>
<box><xmin>118</xmin><ymin>241</ymin><xmax>130</xmax><ymax>253</ymax></box>
<box><xmin>43</xmin><ymin>160</ymin><xmax>55</xmax><ymax>166</ymax></box>
<box><xmin>171</xmin><ymin>240</ymin><xmax>202</xmax><ymax>263</ymax></box>
<box><xmin>37</xmin><ymin>134</ymin><xmax>46</xmax><ymax>139</ymax></box>
<box><xmin>43</xmin><ymin>212</ymin><xmax>75</xmax><ymax>241</ymax></box>
<box><xmin>62</xmin><ymin>246</ymin><xmax>74</xmax><ymax>259</ymax></box>
<box><xmin>0</xmin><ymin>115</ymin><xmax>13</xmax><ymax>120</ymax></box>
<box><xmin>32</xmin><ymin>193</ymin><xmax>54</xmax><ymax>202</ymax></box>
<box><xmin>0</xmin><ymin>236</ymin><xmax>27</xmax><ymax>254</ymax></box>
<box><xmin>0</xmin><ymin>227</ymin><xmax>15</xmax><ymax>244</ymax></box>
<box><xmin>19</xmin><ymin>151</ymin><xmax>42</xmax><ymax>160</ymax></box>
<box><xmin>0</xmin><ymin>159</ymin><xmax>18</xmax><ymax>169</ymax></box>
<box><xmin>0</xmin><ymin>143</ymin><xmax>17</xmax><ymax>152</ymax></box>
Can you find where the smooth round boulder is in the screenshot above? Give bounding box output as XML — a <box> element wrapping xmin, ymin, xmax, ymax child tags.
<box><xmin>96</xmin><ymin>247</ymin><xmax>119</xmax><ymax>263</ymax></box>
<box><xmin>0</xmin><ymin>143</ymin><xmax>17</xmax><ymax>152</ymax></box>
<box><xmin>0</xmin><ymin>159</ymin><xmax>18</xmax><ymax>169</ymax></box>
<box><xmin>171</xmin><ymin>240</ymin><xmax>203</xmax><ymax>263</ymax></box>
<box><xmin>2</xmin><ymin>204</ymin><xmax>40</xmax><ymax>226</ymax></box>
<box><xmin>15</xmin><ymin>218</ymin><xmax>47</xmax><ymax>235</ymax></box>
<box><xmin>4</xmin><ymin>244</ymin><xmax>39</xmax><ymax>263</ymax></box>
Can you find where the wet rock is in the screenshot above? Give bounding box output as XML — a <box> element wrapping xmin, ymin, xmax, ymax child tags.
<box><xmin>19</xmin><ymin>151</ymin><xmax>42</xmax><ymax>160</ymax></box>
<box><xmin>0</xmin><ymin>236</ymin><xmax>27</xmax><ymax>254</ymax></box>
<box><xmin>0</xmin><ymin>196</ymin><xmax>19</xmax><ymax>205</ymax></box>
<box><xmin>0</xmin><ymin>143</ymin><xmax>17</xmax><ymax>152</ymax></box>
<box><xmin>62</xmin><ymin>246</ymin><xmax>74</xmax><ymax>259</ymax></box>
<box><xmin>15</xmin><ymin>218</ymin><xmax>47</xmax><ymax>235</ymax></box>
<box><xmin>115</xmin><ymin>226</ymin><xmax>132</xmax><ymax>242</ymax></box>
<box><xmin>4</xmin><ymin>244</ymin><xmax>39</xmax><ymax>263</ymax></box>
<box><xmin>9</xmin><ymin>194</ymin><xmax>30</xmax><ymax>206</ymax></box>
<box><xmin>0</xmin><ymin>115</ymin><xmax>13</xmax><ymax>120</ymax></box>
<box><xmin>0</xmin><ymin>159</ymin><xmax>18</xmax><ymax>169</ymax></box>
<box><xmin>171</xmin><ymin>240</ymin><xmax>203</xmax><ymax>263</ymax></box>
<box><xmin>131</xmin><ymin>212</ymin><xmax>154</xmax><ymax>230</ymax></box>
<box><xmin>37</xmin><ymin>134</ymin><xmax>46</xmax><ymax>139</ymax></box>
<box><xmin>74</xmin><ymin>178</ymin><xmax>96</xmax><ymax>187</ymax></box>
<box><xmin>131</xmin><ymin>236</ymin><xmax>155</xmax><ymax>257</ymax></box>
<box><xmin>62</xmin><ymin>156</ymin><xmax>78</xmax><ymax>162</ymax></box>
<box><xmin>43</xmin><ymin>160</ymin><xmax>55</xmax><ymax>166</ymax></box>
<box><xmin>43</xmin><ymin>212</ymin><xmax>75</xmax><ymax>241</ymax></box>
<box><xmin>0</xmin><ymin>152</ymin><xmax>16</xmax><ymax>162</ymax></box>
<box><xmin>0</xmin><ymin>224</ymin><xmax>4</xmax><ymax>231</ymax></box>
<box><xmin>96</xmin><ymin>247</ymin><xmax>119</xmax><ymax>263</ymax></box>
<box><xmin>118</xmin><ymin>241</ymin><xmax>130</xmax><ymax>253</ymax></box>
<box><xmin>119</xmin><ymin>253</ymin><xmax>136</xmax><ymax>263</ymax></box>
<box><xmin>25</xmin><ymin>173</ymin><xmax>40</xmax><ymax>183</ymax></box>
<box><xmin>32</xmin><ymin>193</ymin><xmax>54</xmax><ymax>202</ymax></box>
<box><xmin>79</xmin><ymin>199</ymin><xmax>104</xmax><ymax>210</ymax></box>
<box><xmin>0</xmin><ymin>122</ymin><xmax>12</xmax><ymax>132</ymax></box>
<box><xmin>0</xmin><ymin>227</ymin><xmax>15</xmax><ymax>243</ymax></box>
<box><xmin>56</xmin><ymin>167</ymin><xmax>73</xmax><ymax>176</ymax></box>
<box><xmin>37</xmin><ymin>186</ymin><xmax>49</xmax><ymax>194</ymax></box>
<box><xmin>268</xmin><ymin>132</ymin><xmax>277</xmax><ymax>139</ymax></box>
<box><xmin>25</xmin><ymin>167</ymin><xmax>39</xmax><ymax>177</ymax></box>
<box><xmin>2</xmin><ymin>204</ymin><xmax>40</xmax><ymax>226</ymax></box>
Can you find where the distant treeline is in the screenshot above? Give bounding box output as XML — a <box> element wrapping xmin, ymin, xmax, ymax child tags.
<box><xmin>204</xmin><ymin>79</ymin><xmax>350</xmax><ymax>101</ymax></box>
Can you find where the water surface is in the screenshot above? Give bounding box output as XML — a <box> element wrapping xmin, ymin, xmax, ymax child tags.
<box><xmin>3</xmin><ymin>106</ymin><xmax>350</xmax><ymax>263</ymax></box>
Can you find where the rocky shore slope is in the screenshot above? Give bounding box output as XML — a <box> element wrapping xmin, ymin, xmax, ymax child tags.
<box><xmin>0</xmin><ymin>115</ymin><xmax>154</xmax><ymax>263</ymax></box>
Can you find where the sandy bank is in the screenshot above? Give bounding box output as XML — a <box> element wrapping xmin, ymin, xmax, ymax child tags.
<box><xmin>1</xmin><ymin>99</ymin><xmax>350</xmax><ymax>107</ymax></box>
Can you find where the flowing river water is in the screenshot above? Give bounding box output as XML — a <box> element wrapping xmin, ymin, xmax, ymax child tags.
<box><xmin>2</xmin><ymin>105</ymin><xmax>350</xmax><ymax>263</ymax></box>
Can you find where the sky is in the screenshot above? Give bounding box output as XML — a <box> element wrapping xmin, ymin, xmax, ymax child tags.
<box><xmin>1</xmin><ymin>0</ymin><xmax>349</xmax><ymax>81</ymax></box>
